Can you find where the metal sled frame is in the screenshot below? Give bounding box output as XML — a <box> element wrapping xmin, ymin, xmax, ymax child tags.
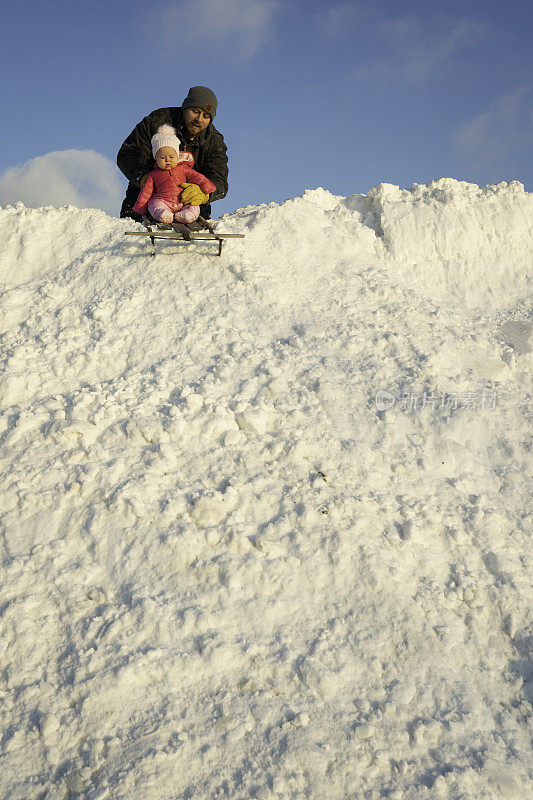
<box><xmin>124</xmin><ymin>216</ymin><xmax>244</xmax><ymax>257</ymax></box>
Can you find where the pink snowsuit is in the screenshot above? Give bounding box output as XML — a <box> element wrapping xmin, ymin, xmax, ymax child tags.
<box><xmin>132</xmin><ymin>152</ymin><xmax>216</xmax><ymax>223</ymax></box>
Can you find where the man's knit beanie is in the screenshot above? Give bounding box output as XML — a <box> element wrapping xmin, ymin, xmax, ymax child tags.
<box><xmin>182</xmin><ymin>86</ymin><xmax>218</xmax><ymax>119</ymax></box>
<box><xmin>151</xmin><ymin>124</ymin><xmax>181</xmax><ymax>158</ymax></box>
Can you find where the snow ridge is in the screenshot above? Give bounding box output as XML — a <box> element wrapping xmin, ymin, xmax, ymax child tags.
<box><xmin>358</xmin><ymin>178</ymin><xmax>533</xmax><ymax>310</ymax></box>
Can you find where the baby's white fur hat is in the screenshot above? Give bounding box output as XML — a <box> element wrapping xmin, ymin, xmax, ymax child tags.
<box><xmin>151</xmin><ymin>124</ymin><xmax>181</xmax><ymax>157</ymax></box>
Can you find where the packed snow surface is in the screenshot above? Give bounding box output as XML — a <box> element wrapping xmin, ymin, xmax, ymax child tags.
<box><xmin>0</xmin><ymin>178</ymin><xmax>532</xmax><ymax>800</ymax></box>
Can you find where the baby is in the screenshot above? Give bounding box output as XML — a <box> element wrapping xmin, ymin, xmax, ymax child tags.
<box><xmin>132</xmin><ymin>124</ymin><xmax>216</xmax><ymax>223</ymax></box>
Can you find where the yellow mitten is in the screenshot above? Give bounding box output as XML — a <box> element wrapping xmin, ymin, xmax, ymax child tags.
<box><xmin>139</xmin><ymin>174</ymin><xmax>149</xmax><ymax>187</ymax></box>
<box><xmin>180</xmin><ymin>182</ymin><xmax>210</xmax><ymax>205</ymax></box>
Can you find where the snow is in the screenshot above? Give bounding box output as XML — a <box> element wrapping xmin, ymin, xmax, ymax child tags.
<box><xmin>0</xmin><ymin>178</ymin><xmax>532</xmax><ymax>800</ymax></box>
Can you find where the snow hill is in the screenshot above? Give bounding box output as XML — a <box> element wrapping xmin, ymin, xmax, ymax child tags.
<box><xmin>1</xmin><ymin>178</ymin><xmax>532</xmax><ymax>800</ymax></box>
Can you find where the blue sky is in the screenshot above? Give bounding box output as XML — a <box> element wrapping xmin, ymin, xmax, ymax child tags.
<box><xmin>1</xmin><ymin>0</ymin><xmax>532</xmax><ymax>216</ymax></box>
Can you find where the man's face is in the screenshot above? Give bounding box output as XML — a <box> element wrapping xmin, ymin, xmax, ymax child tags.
<box><xmin>183</xmin><ymin>107</ymin><xmax>211</xmax><ymax>137</ymax></box>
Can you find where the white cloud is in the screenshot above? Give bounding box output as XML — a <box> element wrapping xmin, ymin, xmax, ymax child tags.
<box><xmin>149</xmin><ymin>0</ymin><xmax>280</xmax><ymax>61</ymax></box>
<box><xmin>454</xmin><ymin>87</ymin><xmax>533</xmax><ymax>172</ymax></box>
<box><xmin>0</xmin><ymin>150</ymin><xmax>124</xmax><ymax>215</ymax></box>
<box><xmin>320</xmin><ymin>5</ymin><xmax>487</xmax><ymax>86</ymax></box>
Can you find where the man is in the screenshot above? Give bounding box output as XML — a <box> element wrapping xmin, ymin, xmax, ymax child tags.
<box><xmin>117</xmin><ymin>86</ymin><xmax>228</xmax><ymax>221</ymax></box>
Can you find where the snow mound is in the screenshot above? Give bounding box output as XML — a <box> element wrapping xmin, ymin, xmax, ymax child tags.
<box><xmin>347</xmin><ymin>178</ymin><xmax>533</xmax><ymax>310</ymax></box>
<box><xmin>0</xmin><ymin>202</ymin><xmax>124</xmax><ymax>285</ymax></box>
<box><xmin>1</xmin><ymin>181</ymin><xmax>532</xmax><ymax>800</ymax></box>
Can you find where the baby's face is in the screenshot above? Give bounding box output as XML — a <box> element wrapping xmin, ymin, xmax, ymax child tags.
<box><xmin>155</xmin><ymin>147</ymin><xmax>179</xmax><ymax>169</ymax></box>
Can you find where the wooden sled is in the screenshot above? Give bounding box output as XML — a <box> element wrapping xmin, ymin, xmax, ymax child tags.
<box><xmin>124</xmin><ymin>216</ymin><xmax>244</xmax><ymax>257</ymax></box>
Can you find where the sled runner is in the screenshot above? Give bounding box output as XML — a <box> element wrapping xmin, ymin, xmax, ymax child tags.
<box><xmin>124</xmin><ymin>216</ymin><xmax>244</xmax><ymax>257</ymax></box>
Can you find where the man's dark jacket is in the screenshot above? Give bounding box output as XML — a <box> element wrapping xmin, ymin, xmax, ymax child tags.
<box><xmin>117</xmin><ymin>106</ymin><xmax>228</xmax><ymax>220</ymax></box>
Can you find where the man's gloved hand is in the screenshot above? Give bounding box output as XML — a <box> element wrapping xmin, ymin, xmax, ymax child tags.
<box><xmin>139</xmin><ymin>174</ymin><xmax>149</xmax><ymax>187</ymax></box>
<box><xmin>180</xmin><ymin>182</ymin><xmax>210</xmax><ymax>205</ymax></box>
